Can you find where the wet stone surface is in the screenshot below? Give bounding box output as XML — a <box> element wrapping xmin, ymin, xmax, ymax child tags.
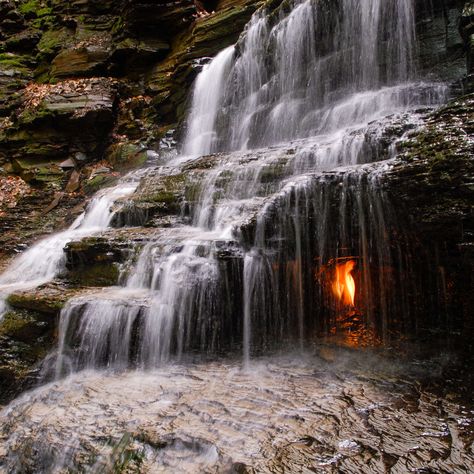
<box><xmin>0</xmin><ymin>350</ymin><xmax>473</xmax><ymax>473</ymax></box>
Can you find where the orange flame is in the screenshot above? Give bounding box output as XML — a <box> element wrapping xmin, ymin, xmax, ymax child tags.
<box><xmin>332</xmin><ymin>260</ymin><xmax>356</xmax><ymax>306</ymax></box>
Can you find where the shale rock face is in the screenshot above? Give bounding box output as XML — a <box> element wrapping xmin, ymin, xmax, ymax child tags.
<box><xmin>386</xmin><ymin>93</ymin><xmax>474</xmax><ymax>340</ymax></box>
<box><xmin>0</xmin><ymin>78</ymin><xmax>118</xmax><ymax>172</ymax></box>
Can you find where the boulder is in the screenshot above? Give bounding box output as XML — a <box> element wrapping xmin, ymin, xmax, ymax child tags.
<box><xmin>51</xmin><ymin>47</ymin><xmax>110</xmax><ymax>77</ymax></box>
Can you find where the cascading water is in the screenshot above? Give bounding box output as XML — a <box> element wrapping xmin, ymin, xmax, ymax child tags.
<box><xmin>0</xmin><ymin>177</ymin><xmax>140</xmax><ymax>321</ymax></box>
<box><xmin>183</xmin><ymin>46</ymin><xmax>235</xmax><ymax>156</ymax></box>
<box><xmin>182</xmin><ymin>0</ymin><xmax>440</xmax><ymax>154</ymax></box>
<box><xmin>49</xmin><ymin>0</ymin><xmax>450</xmax><ymax>376</ymax></box>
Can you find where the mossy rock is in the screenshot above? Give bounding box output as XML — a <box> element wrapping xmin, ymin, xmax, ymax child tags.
<box><xmin>64</xmin><ymin>235</ymin><xmax>131</xmax><ymax>284</ymax></box>
<box><xmin>16</xmin><ymin>104</ymin><xmax>57</xmax><ymax>124</ymax></box>
<box><xmin>182</xmin><ymin>154</ymin><xmax>220</xmax><ymax>171</ymax></box>
<box><xmin>258</xmin><ymin>159</ymin><xmax>290</xmax><ymax>184</ymax></box>
<box><xmin>146</xmin><ymin>0</ymin><xmax>263</xmax><ymax>124</ymax></box>
<box><xmin>4</xmin><ymin>29</ymin><xmax>41</xmax><ymax>52</ymax></box>
<box><xmin>389</xmin><ymin>93</ymin><xmax>474</xmax><ymax>234</ymax></box>
<box><xmin>51</xmin><ymin>47</ymin><xmax>110</xmax><ymax>78</ymax></box>
<box><xmin>107</xmin><ymin>143</ymin><xmax>148</xmax><ymax>172</ymax></box>
<box><xmin>0</xmin><ymin>309</ymin><xmax>52</xmax><ymax>343</ymax></box>
<box><xmin>18</xmin><ymin>0</ymin><xmax>52</xmax><ymax>17</ymax></box>
<box><xmin>0</xmin><ymin>52</ymin><xmax>32</xmax><ymax>74</ymax></box>
<box><xmin>0</xmin><ymin>307</ymin><xmax>55</xmax><ymax>404</ymax></box>
<box><xmin>68</xmin><ymin>262</ymin><xmax>120</xmax><ymax>286</ymax></box>
<box><xmin>83</xmin><ymin>174</ymin><xmax>118</xmax><ymax>194</ymax></box>
<box><xmin>65</xmin><ymin>236</ymin><xmax>130</xmax><ymax>268</ymax></box>
<box><xmin>7</xmin><ymin>288</ymin><xmax>67</xmax><ymax>314</ymax></box>
<box><xmin>37</xmin><ymin>28</ymin><xmax>70</xmax><ymax>58</ymax></box>
<box><xmin>136</xmin><ymin>173</ymin><xmax>186</xmax><ymax>206</ymax></box>
<box><xmin>10</xmin><ymin>158</ymin><xmax>65</xmax><ymax>183</ymax></box>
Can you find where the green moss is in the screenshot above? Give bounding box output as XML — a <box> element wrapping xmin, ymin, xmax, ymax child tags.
<box><xmin>70</xmin><ymin>263</ymin><xmax>120</xmax><ymax>286</ymax></box>
<box><xmin>18</xmin><ymin>105</ymin><xmax>56</xmax><ymax>125</ymax></box>
<box><xmin>111</xmin><ymin>17</ymin><xmax>126</xmax><ymax>35</ymax></box>
<box><xmin>0</xmin><ymin>53</ymin><xmax>30</xmax><ymax>72</ymax></box>
<box><xmin>33</xmin><ymin>67</ymin><xmax>50</xmax><ymax>83</ymax></box>
<box><xmin>114</xmin><ymin>37</ymin><xmax>138</xmax><ymax>51</ymax></box>
<box><xmin>258</xmin><ymin>161</ymin><xmax>288</xmax><ymax>183</ymax></box>
<box><xmin>19</xmin><ymin>0</ymin><xmax>53</xmax><ymax>18</ymax></box>
<box><xmin>108</xmin><ymin>143</ymin><xmax>147</xmax><ymax>172</ymax></box>
<box><xmin>146</xmin><ymin>190</ymin><xmax>176</xmax><ymax>204</ymax></box>
<box><xmin>32</xmin><ymin>16</ymin><xmax>55</xmax><ymax>30</ymax></box>
<box><xmin>37</xmin><ymin>6</ymin><xmax>53</xmax><ymax>16</ymax></box>
<box><xmin>18</xmin><ymin>0</ymin><xmax>42</xmax><ymax>15</ymax></box>
<box><xmin>84</xmin><ymin>174</ymin><xmax>119</xmax><ymax>194</ymax></box>
<box><xmin>7</xmin><ymin>291</ymin><xmax>65</xmax><ymax>314</ymax></box>
<box><xmin>184</xmin><ymin>181</ymin><xmax>203</xmax><ymax>203</ymax></box>
<box><xmin>66</xmin><ymin>236</ymin><xmax>105</xmax><ymax>253</ymax></box>
<box><xmin>37</xmin><ymin>28</ymin><xmax>68</xmax><ymax>57</ymax></box>
<box><xmin>135</xmin><ymin>174</ymin><xmax>186</xmax><ymax>214</ymax></box>
<box><xmin>0</xmin><ymin>309</ymin><xmax>50</xmax><ymax>343</ymax></box>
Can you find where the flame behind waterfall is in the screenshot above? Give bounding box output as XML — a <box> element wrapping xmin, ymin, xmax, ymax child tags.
<box><xmin>332</xmin><ymin>260</ymin><xmax>356</xmax><ymax>306</ymax></box>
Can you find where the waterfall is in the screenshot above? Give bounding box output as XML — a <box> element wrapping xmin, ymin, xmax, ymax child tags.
<box><xmin>0</xmin><ymin>179</ymin><xmax>140</xmax><ymax>320</ymax></box>
<box><xmin>42</xmin><ymin>0</ymin><xmax>449</xmax><ymax>375</ymax></box>
<box><xmin>183</xmin><ymin>0</ymin><xmax>433</xmax><ymax>155</ymax></box>
<box><xmin>183</xmin><ymin>46</ymin><xmax>235</xmax><ymax>156</ymax></box>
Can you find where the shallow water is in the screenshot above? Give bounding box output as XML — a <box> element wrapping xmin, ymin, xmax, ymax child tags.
<box><xmin>1</xmin><ymin>350</ymin><xmax>473</xmax><ymax>473</ymax></box>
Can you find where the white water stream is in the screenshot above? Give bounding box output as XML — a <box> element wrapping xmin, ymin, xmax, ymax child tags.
<box><xmin>0</xmin><ymin>179</ymin><xmax>140</xmax><ymax>320</ymax></box>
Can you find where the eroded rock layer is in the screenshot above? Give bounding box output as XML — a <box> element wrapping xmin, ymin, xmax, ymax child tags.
<box><xmin>0</xmin><ymin>352</ymin><xmax>473</xmax><ymax>473</ymax></box>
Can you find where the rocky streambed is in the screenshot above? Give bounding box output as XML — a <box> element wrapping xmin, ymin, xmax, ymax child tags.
<box><xmin>0</xmin><ymin>349</ymin><xmax>473</xmax><ymax>473</ymax></box>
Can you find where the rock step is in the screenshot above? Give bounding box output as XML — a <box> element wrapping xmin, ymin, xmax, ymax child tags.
<box><xmin>7</xmin><ymin>283</ymin><xmax>105</xmax><ymax>315</ymax></box>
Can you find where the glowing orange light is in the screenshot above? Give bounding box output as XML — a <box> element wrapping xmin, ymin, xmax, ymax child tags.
<box><xmin>332</xmin><ymin>260</ymin><xmax>356</xmax><ymax>306</ymax></box>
